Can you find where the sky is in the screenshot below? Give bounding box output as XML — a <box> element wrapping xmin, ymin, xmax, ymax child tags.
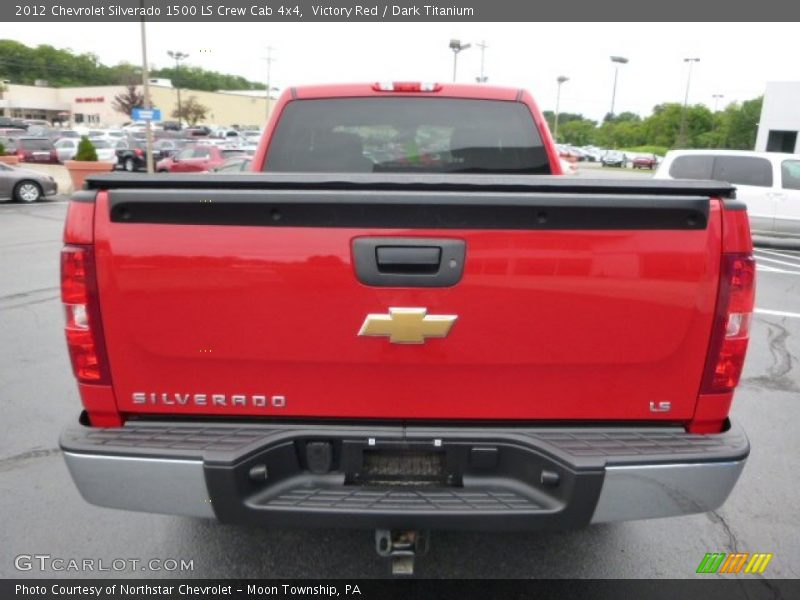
<box><xmin>1</xmin><ymin>22</ymin><xmax>797</xmax><ymax>122</ymax></box>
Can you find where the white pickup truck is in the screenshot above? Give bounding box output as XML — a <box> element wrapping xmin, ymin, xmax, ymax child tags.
<box><xmin>656</xmin><ymin>149</ymin><xmax>800</xmax><ymax>239</ymax></box>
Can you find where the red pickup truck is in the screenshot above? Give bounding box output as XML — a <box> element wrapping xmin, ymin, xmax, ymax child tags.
<box><xmin>60</xmin><ymin>83</ymin><xmax>753</xmax><ymax>572</ymax></box>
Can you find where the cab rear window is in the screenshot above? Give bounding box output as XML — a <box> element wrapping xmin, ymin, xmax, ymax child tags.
<box><xmin>712</xmin><ymin>156</ymin><xmax>772</xmax><ymax>187</ymax></box>
<box><xmin>264</xmin><ymin>97</ymin><xmax>550</xmax><ymax>174</ymax></box>
<box><xmin>669</xmin><ymin>154</ymin><xmax>774</xmax><ymax>187</ymax></box>
<box><xmin>669</xmin><ymin>155</ymin><xmax>713</xmax><ymax>179</ymax></box>
<box><xmin>19</xmin><ymin>138</ymin><xmax>52</xmax><ymax>151</ymax></box>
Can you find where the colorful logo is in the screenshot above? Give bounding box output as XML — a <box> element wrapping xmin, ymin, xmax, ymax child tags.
<box><xmin>696</xmin><ymin>552</ymin><xmax>773</xmax><ymax>574</ymax></box>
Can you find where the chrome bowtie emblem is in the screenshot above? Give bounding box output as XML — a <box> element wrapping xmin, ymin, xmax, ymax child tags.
<box><xmin>358</xmin><ymin>307</ymin><xmax>457</xmax><ymax>344</ymax></box>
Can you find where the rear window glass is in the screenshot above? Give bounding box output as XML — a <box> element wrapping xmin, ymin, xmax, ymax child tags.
<box><xmin>669</xmin><ymin>155</ymin><xmax>713</xmax><ymax>179</ymax></box>
<box><xmin>712</xmin><ymin>156</ymin><xmax>773</xmax><ymax>187</ymax></box>
<box><xmin>217</xmin><ymin>158</ymin><xmax>249</xmax><ymax>172</ymax></box>
<box><xmin>782</xmin><ymin>160</ymin><xmax>800</xmax><ymax>190</ymax></box>
<box><xmin>92</xmin><ymin>140</ymin><xmax>110</xmax><ymax>149</ymax></box>
<box><xmin>20</xmin><ymin>138</ymin><xmax>52</xmax><ymax>150</ymax></box>
<box><xmin>264</xmin><ymin>97</ymin><xmax>550</xmax><ymax>174</ymax></box>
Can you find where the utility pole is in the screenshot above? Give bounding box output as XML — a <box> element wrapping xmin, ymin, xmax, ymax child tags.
<box><xmin>476</xmin><ymin>40</ymin><xmax>488</xmax><ymax>83</ymax></box>
<box><xmin>263</xmin><ymin>46</ymin><xmax>276</xmax><ymax>122</ymax></box>
<box><xmin>677</xmin><ymin>57</ymin><xmax>700</xmax><ymax>148</ymax></box>
<box><xmin>167</xmin><ymin>50</ymin><xmax>188</xmax><ymax>127</ymax></box>
<box><xmin>554</xmin><ymin>76</ymin><xmax>569</xmax><ymax>143</ymax></box>
<box><xmin>139</xmin><ymin>3</ymin><xmax>154</xmax><ymax>173</ymax></box>
<box><xmin>712</xmin><ymin>93</ymin><xmax>724</xmax><ymax>112</ymax></box>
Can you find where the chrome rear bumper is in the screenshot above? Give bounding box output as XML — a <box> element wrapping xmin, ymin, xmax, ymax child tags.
<box><xmin>61</xmin><ymin>419</ymin><xmax>749</xmax><ymax>528</ymax></box>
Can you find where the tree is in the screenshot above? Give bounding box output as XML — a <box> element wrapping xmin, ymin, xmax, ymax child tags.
<box><xmin>74</xmin><ymin>136</ymin><xmax>98</xmax><ymax>161</ymax></box>
<box><xmin>112</xmin><ymin>85</ymin><xmax>144</xmax><ymax>117</ymax></box>
<box><xmin>0</xmin><ymin>40</ymin><xmax>265</xmax><ymax>90</ymax></box>
<box><xmin>154</xmin><ymin>65</ymin><xmax>265</xmax><ymax>92</ymax></box>
<box><xmin>172</xmin><ymin>96</ymin><xmax>209</xmax><ymax>126</ymax></box>
<box><xmin>607</xmin><ymin>111</ymin><xmax>642</xmax><ymax>124</ymax></box>
<box><xmin>559</xmin><ymin>119</ymin><xmax>597</xmax><ymax>146</ymax></box>
<box><xmin>722</xmin><ymin>97</ymin><xmax>763</xmax><ymax>150</ymax></box>
<box><xmin>109</xmin><ymin>62</ymin><xmax>143</xmax><ymax>86</ymax></box>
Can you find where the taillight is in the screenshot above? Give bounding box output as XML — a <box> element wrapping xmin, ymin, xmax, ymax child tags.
<box><xmin>61</xmin><ymin>245</ymin><xmax>110</xmax><ymax>384</ymax></box>
<box><xmin>134</xmin><ymin>148</ymin><xmax>144</xmax><ymax>157</ymax></box>
<box><xmin>372</xmin><ymin>81</ymin><xmax>442</xmax><ymax>92</ymax></box>
<box><xmin>701</xmin><ymin>253</ymin><xmax>755</xmax><ymax>393</ymax></box>
<box><xmin>17</xmin><ymin>151</ymin><xmax>25</xmax><ymax>159</ymax></box>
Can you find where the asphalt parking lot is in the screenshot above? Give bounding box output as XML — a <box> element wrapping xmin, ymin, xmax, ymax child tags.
<box><xmin>1</xmin><ymin>187</ymin><xmax>798</xmax><ymax>579</ymax></box>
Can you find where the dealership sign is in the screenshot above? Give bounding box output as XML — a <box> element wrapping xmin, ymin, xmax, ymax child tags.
<box><xmin>131</xmin><ymin>107</ymin><xmax>162</xmax><ymax>122</ymax></box>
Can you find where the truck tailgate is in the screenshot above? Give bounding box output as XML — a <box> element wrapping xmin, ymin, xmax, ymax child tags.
<box><xmin>91</xmin><ymin>176</ymin><xmax>724</xmax><ymax>422</ymax></box>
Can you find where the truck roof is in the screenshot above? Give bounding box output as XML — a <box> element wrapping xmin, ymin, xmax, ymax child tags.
<box><xmin>290</xmin><ymin>82</ymin><xmax>523</xmax><ymax>101</ymax></box>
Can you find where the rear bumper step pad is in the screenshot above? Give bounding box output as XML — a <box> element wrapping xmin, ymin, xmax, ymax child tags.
<box><xmin>61</xmin><ymin>420</ymin><xmax>749</xmax><ymax>530</ymax></box>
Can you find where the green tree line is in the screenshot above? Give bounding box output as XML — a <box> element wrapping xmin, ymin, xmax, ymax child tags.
<box><xmin>544</xmin><ymin>97</ymin><xmax>763</xmax><ymax>153</ymax></box>
<box><xmin>0</xmin><ymin>40</ymin><xmax>265</xmax><ymax>91</ymax></box>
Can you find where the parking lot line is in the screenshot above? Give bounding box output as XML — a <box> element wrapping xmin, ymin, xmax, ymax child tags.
<box><xmin>756</xmin><ymin>264</ymin><xmax>800</xmax><ymax>275</ymax></box>
<box><xmin>0</xmin><ymin>201</ymin><xmax>68</xmax><ymax>208</ymax></box>
<box><xmin>753</xmin><ymin>255</ymin><xmax>800</xmax><ymax>269</ymax></box>
<box><xmin>755</xmin><ymin>248</ymin><xmax>800</xmax><ymax>261</ymax></box>
<box><xmin>755</xmin><ymin>308</ymin><xmax>800</xmax><ymax>319</ymax></box>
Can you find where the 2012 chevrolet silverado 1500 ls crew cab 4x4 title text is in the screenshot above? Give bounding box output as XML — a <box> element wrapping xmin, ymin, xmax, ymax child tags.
<box><xmin>59</xmin><ymin>82</ymin><xmax>754</xmax><ymax>572</ymax></box>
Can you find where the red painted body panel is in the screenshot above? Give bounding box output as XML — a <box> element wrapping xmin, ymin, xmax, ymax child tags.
<box><xmin>63</xmin><ymin>200</ymin><xmax>95</xmax><ymax>245</ymax></box>
<box><xmin>91</xmin><ymin>192</ymin><xmax>723</xmax><ymax>421</ymax></box>
<box><xmin>62</xmin><ymin>84</ymin><xmax>751</xmax><ymax>428</ymax></box>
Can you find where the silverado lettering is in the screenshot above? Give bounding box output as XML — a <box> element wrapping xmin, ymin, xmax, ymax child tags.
<box><xmin>131</xmin><ymin>393</ymin><xmax>286</xmax><ymax>408</ymax></box>
<box><xmin>59</xmin><ymin>82</ymin><xmax>754</xmax><ymax>574</ymax></box>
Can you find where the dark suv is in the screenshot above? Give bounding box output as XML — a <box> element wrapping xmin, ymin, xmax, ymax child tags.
<box><xmin>7</xmin><ymin>137</ymin><xmax>59</xmax><ymax>164</ymax></box>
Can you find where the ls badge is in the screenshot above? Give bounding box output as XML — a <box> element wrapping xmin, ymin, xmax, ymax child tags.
<box><xmin>358</xmin><ymin>307</ymin><xmax>457</xmax><ymax>344</ymax></box>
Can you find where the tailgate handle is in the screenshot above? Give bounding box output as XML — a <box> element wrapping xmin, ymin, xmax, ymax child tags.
<box><xmin>376</xmin><ymin>246</ymin><xmax>441</xmax><ymax>274</ymax></box>
<box><xmin>353</xmin><ymin>238</ymin><xmax>466</xmax><ymax>287</ymax></box>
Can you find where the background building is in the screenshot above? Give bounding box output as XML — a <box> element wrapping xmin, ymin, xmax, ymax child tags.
<box><xmin>755</xmin><ymin>82</ymin><xmax>800</xmax><ymax>154</ymax></box>
<box><xmin>0</xmin><ymin>83</ymin><xmax>271</xmax><ymax>128</ymax></box>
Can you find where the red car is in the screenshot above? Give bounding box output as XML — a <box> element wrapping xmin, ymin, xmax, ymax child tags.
<box><xmin>9</xmin><ymin>137</ymin><xmax>59</xmax><ymax>164</ymax></box>
<box><xmin>632</xmin><ymin>153</ymin><xmax>659</xmax><ymax>169</ymax></box>
<box><xmin>155</xmin><ymin>144</ymin><xmax>246</xmax><ymax>172</ymax></box>
<box><xmin>60</xmin><ymin>82</ymin><xmax>753</xmax><ymax>574</ymax></box>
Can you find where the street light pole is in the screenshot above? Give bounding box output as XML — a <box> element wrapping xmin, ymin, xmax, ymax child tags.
<box><xmin>167</xmin><ymin>50</ymin><xmax>188</xmax><ymax>127</ymax></box>
<box><xmin>677</xmin><ymin>57</ymin><xmax>701</xmax><ymax>148</ymax></box>
<box><xmin>609</xmin><ymin>56</ymin><xmax>629</xmax><ymax>119</ymax></box>
<box><xmin>449</xmin><ymin>39</ymin><xmax>471</xmax><ymax>82</ymax></box>
<box><xmin>139</xmin><ymin>4</ymin><xmax>154</xmax><ymax>173</ymax></box>
<box><xmin>262</xmin><ymin>46</ymin><xmax>276</xmax><ymax>122</ymax></box>
<box><xmin>711</xmin><ymin>93</ymin><xmax>724</xmax><ymax>136</ymax></box>
<box><xmin>554</xmin><ymin>76</ymin><xmax>569</xmax><ymax>143</ymax></box>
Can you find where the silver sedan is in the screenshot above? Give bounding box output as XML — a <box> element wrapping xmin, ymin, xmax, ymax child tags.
<box><xmin>0</xmin><ymin>162</ymin><xmax>58</xmax><ymax>203</ymax></box>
